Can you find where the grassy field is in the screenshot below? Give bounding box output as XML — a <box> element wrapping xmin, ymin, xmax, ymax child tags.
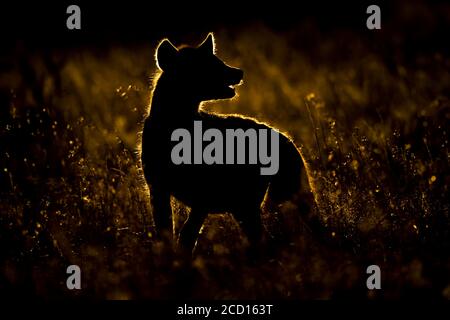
<box><xmin>1</xmin><ymin>12</ymin><xmax>449</xmax><ymax>299</ymax></box>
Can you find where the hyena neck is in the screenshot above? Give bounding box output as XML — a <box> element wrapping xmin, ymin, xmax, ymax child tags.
<box><xmin>149</xmin><ymin>73</ymin><xmax>201</xmax><ymax>122</ymax></box>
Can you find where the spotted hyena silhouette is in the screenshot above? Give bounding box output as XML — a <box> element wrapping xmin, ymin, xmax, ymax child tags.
<box><xmin>141</xmin><ymin>33</ymin><xmax>310</xmax><ymax>256</ymax></box>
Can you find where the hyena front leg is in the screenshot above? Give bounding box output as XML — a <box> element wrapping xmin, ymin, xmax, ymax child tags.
<box><xmin>178</xmin><ymin>208</ymin><xmax>207</xmax><ymax>255</ymax></box>
<box><xmin>149</xmin><ymin>183</ymin><xmax>173</xmax><ymax>240</ymax></box>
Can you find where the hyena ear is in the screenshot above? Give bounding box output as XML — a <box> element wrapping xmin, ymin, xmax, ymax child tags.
<box><xmin>198</xmin><ymin>33</ymin><xmax>215</xmax><ymax>53</ymax></box>
<box><xmin>156</xmin><ymin>39</ymin><xmax>178</xmax><ymax>71</ymax></box>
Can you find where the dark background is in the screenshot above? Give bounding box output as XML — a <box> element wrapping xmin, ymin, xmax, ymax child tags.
<box><xmin>1</xmin><ymin>0</ymin><xmax>449</xmax><ymax>299</ymax></box>
<box><xmin>0</xmin><ymin>1</ymin><xmax>435</xmax><ymax>44</ymax></box>
<box><xmin>1</xmin><ymin>1</ymin><xmax>448</xmax><ymax>63</ymax></box>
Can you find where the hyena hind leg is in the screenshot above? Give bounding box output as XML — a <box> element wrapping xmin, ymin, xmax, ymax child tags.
<box><xmin>178</xmin><ymin>208</ymin><xmax>208</xmax><ymax>255</ymax></box>
<box><xmin>234</xmin><ymin>207</ymin><xmax>263</xmax><ymax>260</ymax></box>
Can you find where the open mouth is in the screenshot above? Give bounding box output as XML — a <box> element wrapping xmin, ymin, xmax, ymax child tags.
<box><xmin>220</xmin><ymin>75</ymin><xmax>243</xmax><ymax>97</ymax></box>
<box><xmin>226</xmin><ymin>79</ymin><xmax>243</xmax><ymax>91</ymax></box>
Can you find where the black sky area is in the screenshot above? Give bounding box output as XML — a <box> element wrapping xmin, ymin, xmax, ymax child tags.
<box><xmin>0</xmin><ymin>0</ymin><xmax>448</xmax><ymax>56</ymax></box>
<box><xmin>1</xmin><ymin>1</ymin><xmax>385</xmax><ymax>44</ymax></box>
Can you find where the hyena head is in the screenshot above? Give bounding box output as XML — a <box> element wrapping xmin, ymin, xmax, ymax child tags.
<box><xmin>156</xmin><ymin>33</ymin><xmax>244</xmax><ymax>102</ymax></box>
